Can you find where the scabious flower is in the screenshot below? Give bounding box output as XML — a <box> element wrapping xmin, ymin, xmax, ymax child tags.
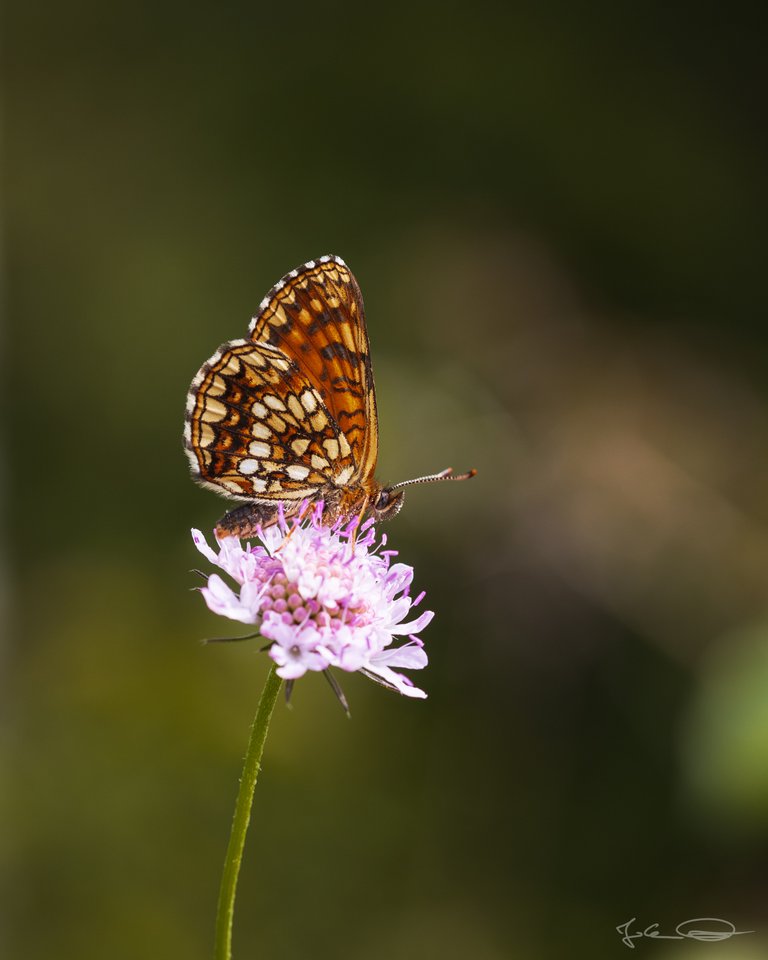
<box><xmin>191</xmin><ymin>504</ymin><xmax>434</xmax><ymax>699</ymax></box>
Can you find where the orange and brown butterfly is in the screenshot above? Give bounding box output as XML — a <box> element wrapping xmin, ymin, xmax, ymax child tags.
<box><xmin>184</xmin><ymin>255</ymin><xmax>476</xmax><ymax>538</ymax></box>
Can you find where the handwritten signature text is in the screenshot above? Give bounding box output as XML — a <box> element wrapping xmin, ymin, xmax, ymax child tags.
<box><xmin>617</xmin><ymin>917</ymin><xmax>754</xmax><ymax>949</ymax></box>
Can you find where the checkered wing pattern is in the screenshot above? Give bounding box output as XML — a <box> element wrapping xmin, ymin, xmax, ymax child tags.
<box><xmin>184</xmin><ymin>256</ymin><xmax>378</xmax><ymax>516</ymax></box>
<box><xmin>249</xmin><ymin>256</ymin><xmax>377</xmax><ymax>478</ymax></box>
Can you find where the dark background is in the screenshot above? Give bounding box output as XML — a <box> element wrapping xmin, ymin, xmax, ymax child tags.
<box><xmin>5</xmin><ymin>3</ymin><xmax>768</xmax><ymax>958</ymax></box>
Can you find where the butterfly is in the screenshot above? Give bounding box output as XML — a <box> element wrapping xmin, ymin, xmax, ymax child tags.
<box><xmin>184</xmin><ymin>255</ymin><xmax>476</xmax><ymax>538</ymax></box>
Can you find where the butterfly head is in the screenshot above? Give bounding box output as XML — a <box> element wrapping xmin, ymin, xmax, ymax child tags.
<box><xmin>371</xmin><ymin>486</ymin><xmax>406</xmax><ymax>521</ymax></box>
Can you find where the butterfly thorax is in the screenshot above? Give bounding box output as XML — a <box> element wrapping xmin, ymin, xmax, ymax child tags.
<box><xmin>324</xmin><ymin>478</ymin><xmax>379</xmax><ymax>523</ymax></box>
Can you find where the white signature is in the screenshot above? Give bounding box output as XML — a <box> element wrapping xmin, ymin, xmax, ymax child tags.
<box><xmin>617</xmin><ymin>917</ymin><xmax>755</xmax><ymax>948</ymax></box>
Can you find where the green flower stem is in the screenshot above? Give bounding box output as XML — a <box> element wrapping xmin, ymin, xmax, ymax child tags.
<box><xmin>215</xmin><ymin>663</ymin><xmax>283</xmax><ymax>960</ymax></box>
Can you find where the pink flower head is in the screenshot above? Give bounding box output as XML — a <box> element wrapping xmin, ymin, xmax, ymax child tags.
<box><xmin>191</xmin><ymin>504</ymin><xmax>434</xmax><ymax>700</ymax></box>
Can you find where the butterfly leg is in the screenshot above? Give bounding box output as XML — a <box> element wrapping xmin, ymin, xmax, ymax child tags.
<box><xmin>215</xmin><ymin>502</ymin><xmax>295</xmax><ymax>539</ymax></box>
<box><xmin>349</xmin><ymin>495</ymin><xmax>370</xmax><ymax>546</ymax></box>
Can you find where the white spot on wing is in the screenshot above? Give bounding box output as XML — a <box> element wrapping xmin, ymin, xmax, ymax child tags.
<box><xmin>239</xmin><ymin>459</ymin><xmax>260</xmax><ymax>475</ymax></box>
<box><xmin>300</xmin><ymin>390</ymin><xmax>318</xmax><ymax>413</ymax></box>
<box><xmin>334</xmin><ymin>465</ymin><xmax>354</xmax><ymax>486</ymax></box>
<box><xmin>249</xmin><ymin>440</ymin><xmax>271</xmax><ymax>457</ymax></box>
<box><xmin>310</xmin><ymin>409</ymin><xmax>328</xmax><ymax>431</ymax></box>
<box><xmin>287</xmin><ymin>464</ymin><xmax>310</xmax><ymax>481</ymax></box>
<box><xmin>323</xmin><ymin>438</ymin><xmax>340</xmax><ymax>460</ymax></box>
<box><xmin>222</xmin><ymin>478</ymin><xmax>246</xmax><ymax>494</ymax></box>
<box><xmin>201</xmin><ymin>398</ymin><xmax>227</xmax><ymax>422</ymax></box>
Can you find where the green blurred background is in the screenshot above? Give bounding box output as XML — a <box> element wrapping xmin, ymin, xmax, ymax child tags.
<box><xmin>5</xmin><ymin>2</ymin><xmax>768</xmax><ymax>958</ymax></box>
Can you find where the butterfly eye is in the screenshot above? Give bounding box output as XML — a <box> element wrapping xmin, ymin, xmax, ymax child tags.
<box><xmin>373</xmin><ymin>488</ymin><xmax>404</xmax><ymax>521</ymax></box>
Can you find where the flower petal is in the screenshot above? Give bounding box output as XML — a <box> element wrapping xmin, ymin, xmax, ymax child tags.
<box><xmin>191</xmin><ymin>528</ymin><xmax>219</xmax><ymax>565</ymax></box>
<box><xmin>370</xmin><ymin>640</ymin><xmax>428</xmax><ymax>671</ymax></box>
<box><xmin>364</xmin><ymin>663</ymin><xmax>427</xmax><ymax>699</ymax></box>
<box><xmin>200</xmin><ymin>574</ymin><xmax>259</xmax><ymax>624</ymax></box>
<box><xmin>390</xmin><ymin>609</ymin><xmax>435</xmax><ymax>635</ymax></box>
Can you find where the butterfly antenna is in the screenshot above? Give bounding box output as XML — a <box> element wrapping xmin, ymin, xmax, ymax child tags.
<box><xmin>389</xmin><ymin>467</ymin><xmax>477</xmax><ymax>491</ymax></box>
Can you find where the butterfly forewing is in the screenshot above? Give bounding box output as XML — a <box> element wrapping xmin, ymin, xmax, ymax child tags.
<box><xmin>184</xmin><ymin>256</ymin><xmax>378</xmax><ymax>513</ymax></box>
<box><xmin>248</xmin><ymin>257</ymin><xmax>378</xmax><ymax>485</ymax></box>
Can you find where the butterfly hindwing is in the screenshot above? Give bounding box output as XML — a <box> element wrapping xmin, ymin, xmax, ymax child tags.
<box><xmin>184</xmin><ymin>338</ymin><xmax>358</xmax><ymax>502</ymax></box>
